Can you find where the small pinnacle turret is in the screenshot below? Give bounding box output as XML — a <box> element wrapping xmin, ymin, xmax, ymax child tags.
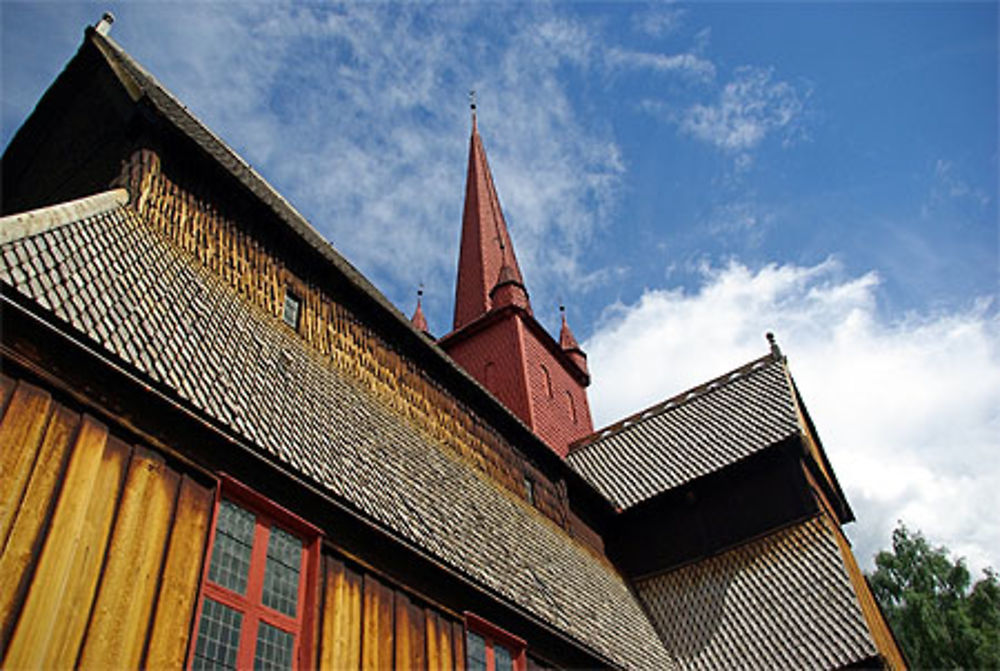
<box><xmin>411</xmin><ymin>289</ymin><xmax>430</xmax><ymax>337</ymax></box>
<box><xmin>559</xmin><ymin>306</ymin><xmax>588</xmax><ymax>377</ymax></box>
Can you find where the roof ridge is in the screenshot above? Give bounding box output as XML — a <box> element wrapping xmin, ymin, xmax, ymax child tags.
<box><xmin>0</xmin><ymin>188</ymin><xmax>129</xmax><ymax>245</ymax></box>
<box><xmin>569</xmin><ymin>352</ymin><xmax>783</xmax><ymax>454</ymax></box>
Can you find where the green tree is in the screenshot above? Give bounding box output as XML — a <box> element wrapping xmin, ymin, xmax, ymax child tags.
<box><xmin>868</xmin><ymin>524</ymin><xmax>1000</xmax><ymax>669</ymax></box>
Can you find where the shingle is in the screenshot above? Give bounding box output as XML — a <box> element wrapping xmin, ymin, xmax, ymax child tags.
<box><xmin>0</xmin><ymin>201</ymin><xmax>675</xmax><ymax>670</ymax></box>
<box><xmin>637</xmin><ymin>516</ymin><xmax>877</xmax><ymax>670</ymax></box>
<box><xmin>567</xmin><ymin>356</ymin><xmax>801</xmax><ymax>509</ymax></box>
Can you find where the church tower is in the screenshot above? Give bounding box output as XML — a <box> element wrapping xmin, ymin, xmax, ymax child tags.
<box><xmin>437</xmin><ymin>111</ymin><xmax>593</xmax><ymax>457</ymax></box>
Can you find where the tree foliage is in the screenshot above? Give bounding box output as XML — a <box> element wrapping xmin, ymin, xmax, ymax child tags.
<box><xmin>868</xmin><ymin>524</ymin><xmax>1000</xmax><ymax>669</ymax></box>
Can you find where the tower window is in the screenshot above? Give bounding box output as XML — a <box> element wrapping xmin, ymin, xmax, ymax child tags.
<box><xmin>540</xmin><ymin>364</ymin><xmax>553</xmax><ymax>398</ymax></box>
<box><xmin>565</xmin><ymin>391</ymin><xmax>577</xmax><ymax>424</ymax></box>
<box><xmin>523</xmin><ymin>476</ymin><xmax>535</xmax><ymax>506</ymax></box>
<box><xmin>282</xmin><ymin>291</ymin><xmax>302</xmax><ymax>329</ymax></box>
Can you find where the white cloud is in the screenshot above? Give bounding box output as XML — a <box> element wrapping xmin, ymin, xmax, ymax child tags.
<box><xmin>631</xmin><ymin>6</ymin><xmax>687</xmax><ymax>37</ymax></box>
<box><xmin>680</xmin><ymin>65</ymin><xmax>808</xmax><ymax>152</ymax></box>
<box><xmin>606</xmin><ymin>47</ymin><xmax>716</xmax><ymax>81</ymax></box>
<box><xmin>108</xmin><ymin>4</ymin><xmax>625</xmax><ymax>334</ymax></box>
<box><xmin>585</xmin><ymin>259</ymin><xmax>1000</xmax><ymax>574</ymax></box>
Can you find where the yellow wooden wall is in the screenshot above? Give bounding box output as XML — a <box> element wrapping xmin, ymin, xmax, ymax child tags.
<box><xmin>0</xmin><ymin>374</ymin><xmax>214</xmax><ymax>669</ymax></box>
<box><xmin>321</xmin><ymin>556</ymin><xmax>467</xmax><ymax>671</ymax></box>
<box><xmin>0</xmin><ymin>372</ymin><xmax>472</xmax><ymax>669</ymax></box>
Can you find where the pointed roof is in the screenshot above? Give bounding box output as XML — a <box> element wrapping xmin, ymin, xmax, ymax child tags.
<box><xmin>559</xmin><ymin>307</ymin><xmax>582</xmax><ymax>353</ymax></box>
<box><xmin>452</xmin><ymin>117</ymin><xmax>531</xmax><ymax>330</ymax></box>
<box><xmin>410</xmin><ymin>291</ymin><xmax>430</xmax><ymax>334</ymax></box>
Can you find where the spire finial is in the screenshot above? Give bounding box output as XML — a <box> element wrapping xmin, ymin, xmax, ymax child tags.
<box><xmin>469</xmin><ymin>90</ymin><xmax>477</xmax><ymax>128</ymax></box>
<box><xmin>95</xmin><ymin>11</ymin><xmax>115</xmax><ymax>36</ymax></box>
<box><xmin>766</xmin><ymin>332</ymin><xmax>783</xmax><ymax>359</ymax></box>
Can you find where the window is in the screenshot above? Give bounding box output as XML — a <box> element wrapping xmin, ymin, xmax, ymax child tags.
<box><xmin>540</xmin><ymin>364</ymin><xmax>553</xmax><ymax>398</ymax></box>
<box><xmin>564</xmin><ymin>390</ymin><xmax>577</xmax><ymax>424</ymax></box>
<box><xmin>282</xmin><ymin>291</ymin><xmax>301</xmax><ymax>329</ymax></box>
<box><xmin>523</xmin><ymin>476</ymin><xmax>535</xmax><ymax>506</ymax></box>
<box><xmin>190</xmin><ymin>476</ymin><xmax>320</xmax><ymax>670</ymax></box>
<box><xmin>465</xmin><ymin>613</ymin><xmax>526</xmax><ymax>671</ymax></box>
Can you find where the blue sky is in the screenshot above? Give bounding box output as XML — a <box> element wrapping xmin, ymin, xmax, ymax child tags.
<box><xmin>3</xmin><ymin>2</ymin><xmax>998</xmax><ymax>573</ymax></box>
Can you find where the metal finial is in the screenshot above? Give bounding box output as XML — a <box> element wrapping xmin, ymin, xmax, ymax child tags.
<box><xmin>95</xmin><ymin>11</ymin><xmax>115</xmax><ymax>36</ymax></box>
<box><xmin>469</xmin><ymin>90</ymin><xmax>477</xmax><ymax>112</ymax></box>
<box><xmin>766</xmin><ymin>332</ymin><xmax>782</xmax><ymax>359</ymax></box>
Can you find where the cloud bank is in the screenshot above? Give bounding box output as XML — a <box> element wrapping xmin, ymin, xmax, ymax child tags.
<box><xmin>585</xmin><ymin>260</ymin><xmax>1000</xmax><ymax>573</ymax></box>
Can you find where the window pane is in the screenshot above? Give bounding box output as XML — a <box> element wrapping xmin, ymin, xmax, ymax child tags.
<box><xmin>495</xmin><ymin>644</ymin><xmax>514</xmax><ymax>671</ymax></box>
<box><xmin>208</xmin><ymin>500</ymin><xmax>256</xmax><ymax>594</ymax></box>
<box><xmin>192</xmin><ymin>598</ymin><xmax>243</xmax><ymax>670</ymax></box>
<box><xmin>261</xmin><ymin>526</ymin><xmax>302</xmax><ymax>617</ymax></box>
<box><xmin>254</xmin><ymin>621</ymin><xmax>295</xmax><ymax>671</ymax></box>
<box><xmin>466</xmin><ymin>632</ymin><xmax>487</xmax><ymax>671</ymax></box>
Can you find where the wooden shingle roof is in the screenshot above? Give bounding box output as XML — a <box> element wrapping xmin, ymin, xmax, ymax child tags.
<box><xmin>636</xmin><ymin>515</ymin><xmax>879</xmax><ymax>670</ymax></box>
<box><xmin>0</xmin><ymin>192</ymin><xmax>677</xmax><ymax>670</ymax></box>
<box><xmin>567</xmin><ymin>356</ymin><xmax>803</xmax><ymax>509</ymax></box>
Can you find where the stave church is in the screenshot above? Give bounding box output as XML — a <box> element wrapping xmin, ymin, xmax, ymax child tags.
<box><xmin>0</xmin><ymin>14</ymin><xmax>906</xmax><ymax>670</ymax></box>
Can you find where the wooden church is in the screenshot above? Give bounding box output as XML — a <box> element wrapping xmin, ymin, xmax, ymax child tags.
<box><xmin>0</xmin><ymin>14</ymin><xmax>906</xmax><ymax>670</ymax></box>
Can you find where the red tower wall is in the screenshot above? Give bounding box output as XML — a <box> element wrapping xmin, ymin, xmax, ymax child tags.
<box><xmin>443</xmin><ymin>312</ymin><xmax>593</xmax><ymax>458</ymax></box>
<box><xmin>442</xmin><ymin>318</ymin><xmax>533</xmax><ymax>428</ymax></box>
<box><xmin>521</xmin><ymin>324</ymin><xmax>593</xmax><ymax>457</ymax></box>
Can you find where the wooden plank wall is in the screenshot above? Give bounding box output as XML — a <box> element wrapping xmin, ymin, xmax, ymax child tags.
<box><xmin>321</xmin><ymin>556</ymin><xmax>467</xmax><ymax>671</ymax></box>
<box><xmin>0</xmin><ymin>372</ymin><xmax>471</xmax><ymax>669</ymax></box>
<box><xmin>0</xmin><ymin>374</ymin><xmax>214</xmax><ymax>669</ymax></box>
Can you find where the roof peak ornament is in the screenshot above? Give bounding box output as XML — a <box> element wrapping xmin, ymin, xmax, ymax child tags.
<box><xmin>95</xmin><ymin>11</ymin><xmax>114</xmax><ymax>36</ymax></box>
<box><xmin>766</xmin><ymin>332</ymin><xmax>783</xmax><ymax>359</ymax></box>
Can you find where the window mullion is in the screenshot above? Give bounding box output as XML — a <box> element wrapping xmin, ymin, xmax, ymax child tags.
<box><xmin>235</xmin><ymin>519</ymin><xmax>271</xmax><ymax>669</ymax></box>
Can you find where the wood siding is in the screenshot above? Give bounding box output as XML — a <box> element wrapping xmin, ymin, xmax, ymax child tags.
<box><xmin>0</xmin><ymin>374</ymin><xmax>214</xmax><ymax>669</ymax></box>
<box><xmin>321</xmin><ymin>555</ymin><xmax>467</xmax><ymax>670</ymax></box>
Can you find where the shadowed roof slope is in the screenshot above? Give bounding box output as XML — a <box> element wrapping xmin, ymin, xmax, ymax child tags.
<box><xmin>567</xmin><ymin>355</ymin><xmax>801</xmax><ymax>509</ymax></box>
<box><xmin>0</xmin><ymin>193</ymin><xmax>677</xmax><ymax>670</ymax></box>
<box><xmin>636</xmin><ymin>516</ymin><xmax>879</xmax><ymax>670</ymax></box>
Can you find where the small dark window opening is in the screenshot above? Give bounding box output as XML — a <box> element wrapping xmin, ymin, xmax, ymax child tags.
<box><xmin>523</xmin><ymin>477</ymin><xmax>535</xmax><ymax>506</ymax></box>
<box><xmin>283</xmin><ymin>291</ymin><xmax>301</xmax><ymax>329</ymax></box>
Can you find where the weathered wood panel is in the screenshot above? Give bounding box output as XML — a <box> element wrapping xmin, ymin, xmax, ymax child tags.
<box><xmin>0</xmin><ymin>381</ymin><xmax>53</xmax><ymax>547</ymax></box>
<box><xmin>394</xmin><ymin>591</ymin><xmax>426</xmax><ymax>671</ymax></box>
<box><xmin>451</xmin><ymin>618</ymin><xmax>466</xmax><ymax>671</ymax></box>
<box><xmin>362</xmin><ymin>573</ymin><xmax>395</xmax><ymax>670</ymax></box>
<box><xmin>144</xmin><ymin>475</ymin><xmax>215</xmax><ymax>669</ymax></box>
<box><xmin>2</xmin><ymin>418</ymin><xmax>128</xmax><ymax>668</ymax></box>
<box><xmin>320</xmin><ymin>556</ymin><xmax>362</xmax><ymax>670</ymax></box>
<box><xmin>426</xmin><ymin>609</ymin><xmax>456</xmax><ymax>670</ymax></box>
<box><xmin>0</xmin><ymin>403</ymin><xmax>79</xmax><ymax>648</ymax></box>
<box><xmin>0</xmin><ymin>374</ymin><xmax>16</xmax><ymax>416</ymax></box>
<box><xmin>78</xmin><ymin>446</ymin><xmax>180</xmax><ymax>669</ymax></box>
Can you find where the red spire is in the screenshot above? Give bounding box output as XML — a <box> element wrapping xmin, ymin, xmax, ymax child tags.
<box><xmin>559</xmin><ymin>306</ymin><xmax>589</xmax><ymax>376</ymax></box>
<box><xmin>452</xmin><ymin>119</ymin><xmax>531</xmax><ymax>330</ymax></box>
<box><xmin>410</xmin><ymin>290</ymin><xmax>430</xmax><ymax>335</ymax></box>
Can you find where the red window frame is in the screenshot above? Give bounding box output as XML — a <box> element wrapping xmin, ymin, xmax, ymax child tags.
<box><xmin>188</xmin><ymin>474</ymin><xmax>321</xmax><ymax>670</ymax></box>
<box><xmin>465</xmin><ymin>612</ymin><xmax>527</xmax><ymax>671</ymax></box>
